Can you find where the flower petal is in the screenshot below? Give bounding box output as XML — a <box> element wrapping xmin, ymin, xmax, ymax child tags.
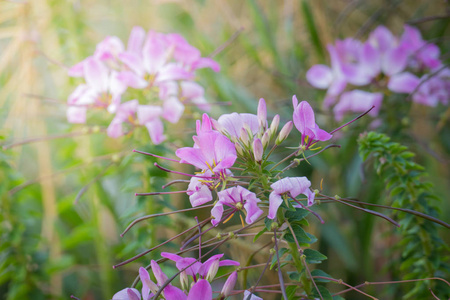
<box><xmin>306</xmin><ymin>65</ymin><xmax>333</xmax><ymax>89</ymax></box>
<box><xmin>388</xmin><ymin>72</ymin><xmax>420</xmax><ymax>93</ymax></box>
<box><xmin>187</xmin><ymin>279</ymin><xmax>212</xmax><ymax>300</ymax></box>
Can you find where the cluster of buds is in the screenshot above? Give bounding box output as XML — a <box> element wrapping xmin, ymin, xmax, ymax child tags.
<box><xmin>66</xmin><ymin>27</ymin><xmax>219</xmax><ymax>144</ymax></box>
<box><xmin>306</xmin><ymin>25</ymin><xmax>449</xmax><ymax>121</ymax></box>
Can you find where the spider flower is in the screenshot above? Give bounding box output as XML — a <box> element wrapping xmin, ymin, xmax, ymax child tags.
<box><xmin>268</xmin><ymin>177</ymin><xmax>315</xmax><ymax>219</ymax></box>
<box><xmin>211</xmin><ymin>186</ymin><xmax>263</xmax><ymax>226</ymax></box>
<box><xmin>176</xmin><ymin>114</ymin><xmax>237</xmax><ymax>173</ymax></box>
<box><xmin>292</xmin><ymin>96</ymin><xmax>332</xmax><ymax>146</ymax></box>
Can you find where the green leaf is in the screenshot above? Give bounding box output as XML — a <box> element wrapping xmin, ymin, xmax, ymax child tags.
<box><xmin>311</xmin><ymin>269</ymin><xmax>333</xmax><ymax>282</ymax></box>
<box><xmin>304</xmin><ymin>249</ymin><xmax>327</xmax><ymax>264</ymax></box>
<box><xmin>288</xmin><ymin>271</ymin><xmax>301</xmax><ymax>281</ymax></box>
<box><xmin>270</xmin><ymin>248</ymin><xmax>289</xmax><ymax>270</ymax></box>
<box><xmin>253</xmin><ymin>227</ymin><xmax>268</xmax><ymax>242</ymax></box>
<box><xmin>312</xmin><ymin>285</ymin><xmax>333</xmax><ymax>300</ymax></box>
<box><xmin>284</xmin><ymin>224</ymin><xmax>311</xmax><ymax>244</ymax></box>
<box><xmin>265</xmin><ymin>218</ymin><xmax>274</xmax><ymax>230</ymax></box>
<box><xmin>286</xmin><ymin>285</ymin><xmax>298</xmax><ymax>300</ymax></box>
<box><xmin>285</xmin><ymin>207</ymin><xmax>310</xmax><ymax>222</ymax></box>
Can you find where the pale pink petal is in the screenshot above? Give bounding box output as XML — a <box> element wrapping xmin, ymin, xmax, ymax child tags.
<box><xmin>382</xmin><ymin>45</ymin><xmax>408</xmax><ymax>76</ymax></box>
<box><xmin>67</xmin><ymin>106</ymin><xmax>87</xmax><ymax>124</ymax></box>
<box><xmin>243</xmin><ymin>290</ymin><xmax>263</xmax><ymax>300</ymax></box>
<box><xmin>119</xmin><ymin>52</ymin><xmax>145</xmax><ymax>75</ymax></box>
<box><xmin>94</xmin><ymin>36</ymin><xmax>125</xmax><ymax>61</ymax></box>
<box><xmin>306</xmin><ymin>65</ymin><xmax>333</xmax><ymax>89</ymax></box>
<box><xmin>150</xmin><ymin>260</ymin><xmax>167</xmax><ymax>286</ymax></box>
<box><xmin>369</xmin><ymin>25</ymin><xmax>395</xmax><ymax>52</ymax></box>
<box><xmin>145</xmin><ymin>118</ymin><xmax>165</xmax><ymax>145</ymax></box>
<box><xmin>143</xmin><ymin>31</ymin><xmax>168</xmax><ymax>74</ymax></box>
<box><xmin>68</xmin><ymin>61</ymin><xmax>85</xmax><ymax>77</ymax></box>
<box><xmin>268</xmin><ymin>192</ymin><xmax>283</xmax><ymax>219</ymax></box>
<box><xmin>388</xmin><ymin>72</ymin><xmax>420</xmax><ymax>93</ymax></box>
<box><xmin>127</xmin><ymin>26</ymin><xmax>146</xmax><ymax>54</ymax></box>
<box><xmin>112</xmin><ymin>288</ymin><xmax>140</xmax><ymax>300</ymax></box>
<box><xmin>84</xmin><ymin>57</ymin><xmax>109</xmax><ymax>92</ymax></box>
<box><xmin>107</xmin><ymin>118</ymin><xmax>124</xmax><ymax>138</ymax></box>
<box><xmin>211</xmin><ymin>202</ymin><xmax>224</xmax><ymax>226</ymax></box>
<box><xmin>137</xmin><ymin>105</ymin><xmax>162</xmax><ymax>124</ymax></box>
<box><xmin>162</xmin><ymin>97</ymin><xmax>184</xmax><ymax>123</ymax></box>
<box><xmin>191</xmin><ymin>57</ymin><xmax>220</xmax><ymax>72</ymax></box>
<box><xmin>117</xmin><ymin>71</ymin><xmax>148</xmax><ymax>89</ymax></box>
<box><xmin>156</xmin><ymin>63</ymin><xmax>193</xmax><ymax>82</ymax></box>
<box><xmin>221</xmin><ymin>271</ymin><xmax>237</xmax><ymax>297</ymax></box>
<box><xmin>333</xmin><ymin>90</ymin><xmax>383</xmax><ymax>121</ymax></box>
<box><xmin>359</xmin><ymin>42</ymin><xmax>381</xmax><ymax>79</ymax></box>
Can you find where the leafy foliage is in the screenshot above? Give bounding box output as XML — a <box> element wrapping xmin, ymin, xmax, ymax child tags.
<box><xmin>358</xmin><ymin>131</ymin><xmax>449</xmax><ymax>299</ymax></box>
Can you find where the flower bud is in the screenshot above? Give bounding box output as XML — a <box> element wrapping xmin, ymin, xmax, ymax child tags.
<box><xmin>257</xmin><ymin>98</ymin><xmax>267</xmax><ymax>129</ymax></box>
<box><xmin>253</xmin><ymin>138</ymin><xmax>263</xmax><ymax>162</ymax></box>
<box><xmin>211</xmin><ymin>118</ymin><xmax>226</xmax><ymax>135</ymax></box>
<box><xmin>180</xmin><ymin>271</ymin><xmax>189</xmax><ymax>291</ymax></box>
<box><xmin>235</xmin><ymin>142</ymin><xmax>244</xmax><ymax>156</ymax></box>
<box><xmin>239</xmin><ymin>127</ymin><xmax>249</xmax><ymax>145</ymax></box>
<box><xmin>276</xmin><ymin>121</ymin><xmax>293</xmax><ymax>145</ymax></box>
<box><xmin>206</xmin><ymin>259</ymin><xmax>220</xmax><ymax>281</ymax></box>
<box><xmin>269</xmin><ymin>114</ymin><xmax>280</xmax><ymax>138</ymax></box>
<box><xmin>261</xmin><ymin>131</ymin><xmax>270</xmax><ymax>148</ymax></box>
<box><xmin>221</xmin><ymin>271</ymin><xmax>238</xmax><ymax>297</ymax></box>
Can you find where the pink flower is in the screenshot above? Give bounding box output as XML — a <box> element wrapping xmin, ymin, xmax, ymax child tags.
<box><xmin>412</xmin><ymin>72</ymin><xmax>450</xmax><ymax>107</ymax></box>
<box><xmin>400</xmin><ymin>25</ymin><xmax>441</xmax><ymax>70</ymax></box>
<box><xmin>107</xmin><ymin>100</ymin><xmax>139</xmax><ymax>138</ymax></box>
<box><xmin>66</xmin><ymin>57</ymin><xmax>126</xmax><ymax>121</ymax></box>
<box><xmin>268</xmin><ymin>177</ymin><xmax>315</xmax><ymax>219</ymax></box>
<box><xmin>176</xmin><ymin>114</ymin><xmax>237</xmax><ymax>173</ymax></box>
<box><xmin>186</xmin><ymin>170</ymin><xmax>214</xmax><ymax>207</ymax></box>
<box><xmin>333</xmin><ymin>90</ymin><xmax>383</xmax><ymax>121</ymax></box>
<box><xmin>160</xmin><ymin>252</ymin><xmax>239</xmax><ymax>280</ymax></box>
<box><xmin>221</xmin><ymin>271</ymin><xmax>237</xmax><ymax>297</ymax></box>
<box><xmin>112</xmin><ymin>288</ymin><xmax>141</xmax><ymax>300</ymax></box>
<box><xmin>211</xmin><ymin>186</ymin><xmax>263</xmax><ymax>226</ymax></box>
<box><xmin>388</xmin><ymin>72</ymin><xmax>420</xmax><ymax>94</ymax></box>
<box><xmin>292</xmin><ymin>96</ymin><xmax>332</xmax><ymax>146</ymax></box>
<box><xmin>137</xmin><ymin>105</ymin><xmax>165</xmax><ymax>144</ymax></box>
<box><xmin>164</xmin><ymin>279</ymin><xmax>212</xmax><ymax>300</ymax></box>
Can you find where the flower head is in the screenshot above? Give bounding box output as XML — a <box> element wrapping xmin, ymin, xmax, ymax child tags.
<box><xmin>292</xmin><ymin>96</ymin><xmax>332</xmax><ymax>146</ymax></box>
<box><xmin>211</xmin><ymin>186</ymin><xmax>263</xmax><ymax>226</ymax></box>
<box><xmin>268</xmin><ymin>177</ymin><xmax>315</xmax><ymax>219</ymax></box>
<box><xmin>176</xmin><ymin>114</ymin><xmax>237</xmax><ymax>173</ymax></box>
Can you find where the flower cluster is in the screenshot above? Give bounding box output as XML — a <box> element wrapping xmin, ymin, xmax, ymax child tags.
<box><xmin>113</xmin><ymin>254</ymin><xmax>239</xmax><ymax>300</ymax></box>
<box><xmin>66</xmin><ymin>27</ymin><xmax>219</xmax><ymax>144</ymax></box>
<box><xmin>174</xmin><ymin>97</ymin><xmax>330</xmax><ymax>226</ymax></box>
<box><xmin>112</xmin><ymin>95</ymin><xmax>388</xmax><ymax>299</ymax></box>
<box><xmin>307</xmin><ymin>25</ymin><xmax>449</xmax><ymax>121</ymax></box>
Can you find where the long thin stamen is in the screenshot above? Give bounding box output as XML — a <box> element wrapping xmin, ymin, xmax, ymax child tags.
<box><xmin>113</xmin><ymin>219</ymin><xmax>211</xmax><ymax>268</ymax></box>
<box><xmin>120</xmin><ymin>204</ymin><xmax>214</xmax><ymax>237</ymax></box>
<box><xmin>135</xmin><ymin>190</ymin><xmax>187</xmax><ymax>196</ymax></box>
<box><xmin>329</xmin><ymin>106</ymin><xmax>374</xmax><ymax>135</ymax></box>
<box><xmin>162</xmin><ymin>179</ymin><xmax>190</xmax><ymax>189</ymax></box>
<box><xmin>133</xmin><ymin>149</ymin><xmax>180</xmax><ymax>162</ymax></box>
<box><xmin>290</xmin><ymin>196</ymin><xmax>324</xmax><ymax>224</ymax></box>
<box><xmin>154</xmin><ymin>163</ymin><xmax>220</xmax><ymax>179</ymax></box>
<box><xmin>320</xmin><ymin>193</ymin><xmax>400</xmax><ymax>227</ymax></box>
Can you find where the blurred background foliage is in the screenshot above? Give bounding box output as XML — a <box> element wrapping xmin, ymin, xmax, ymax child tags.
<box><xmin>0</xmin><ymin>0</ymin><xmax>449</xmax><ymax>299</ymax></box>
